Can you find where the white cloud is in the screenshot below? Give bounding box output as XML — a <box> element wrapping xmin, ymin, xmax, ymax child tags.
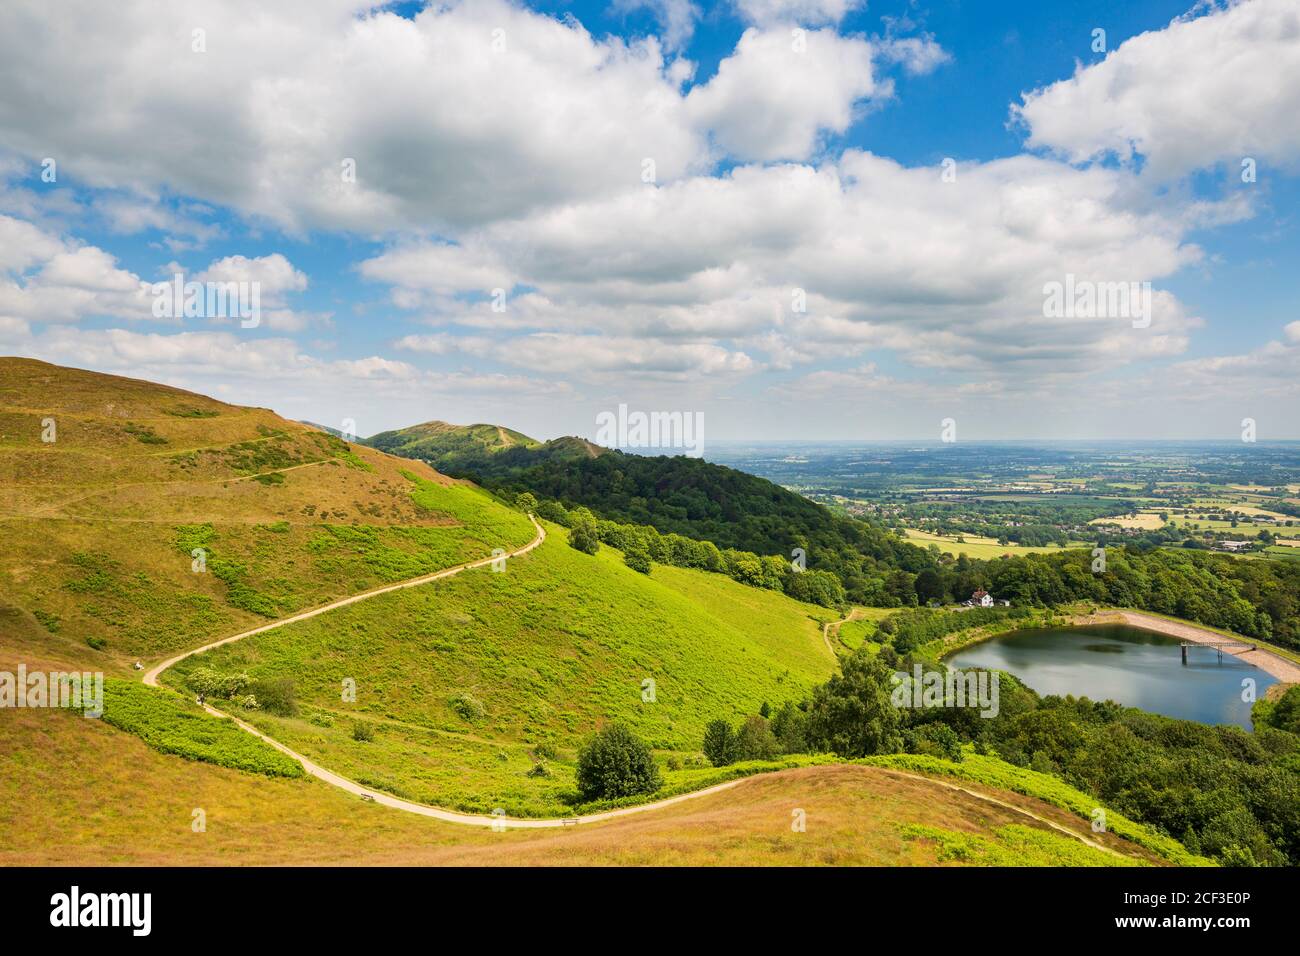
<box><xmin>732</xmin><ymin>0</ymin><xmax>863</xmax><ymax>27</ymax></box>
<box><xmin>194</xmin><ymin>254</ymin><xmax>307</xmax><ymax>301</ymax></box>
<box><xmin>0</xmin><ymin>215</ymin><xmax>154</xmax><ymax>324</ymax></box>
<box><xmin>875</xmin><ymin>35</ymin><xmax>950</xmax><ymax>75</ymax></box>
<box><xmin>1014</xmin><ymin>0</ymin><xmax>1300</xmax><ymax>179</ymax></box>
<box><xmin>617</xmin><ymin>0</ymin><xmax>701</xmax><ymax>52</ymax></box>
<box><xmin>0</xmin><ymin>0</ymin><xmax>710</xmax><ymax>232</ymax></box>
<box><xmin>363</xmin><ymin>150</ymin><xmax>1213</xmax><ymax>383</ymax></box>
<box><xmin>7</xmin><ymin>325</ymin><xmax>570</xmax><ymax>404</ymax></box>
<box><xmin>686</xmin><ymin>28</ymin><xmax>882</xmax><ymax>161</ymax></box>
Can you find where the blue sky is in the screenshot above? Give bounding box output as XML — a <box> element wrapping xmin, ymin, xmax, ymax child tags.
<box><xmin>1</xmin><ymin>0</ymin><xmax>1297</xmax><ymax>442</ymax></box>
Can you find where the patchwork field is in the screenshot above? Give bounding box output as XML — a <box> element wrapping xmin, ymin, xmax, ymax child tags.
<box><xmin>902</xmin><ymin>528</ymin><xmax>1071</xmax><ymax>558</ymax></box>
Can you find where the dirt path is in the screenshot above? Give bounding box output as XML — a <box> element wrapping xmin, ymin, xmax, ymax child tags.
<box><xmin>1073</xmin><ymin>609</ymin><xmax>1300</xmax><ymax>683</ymax></box>
<box><xmin>144</xmin><ymin>514</ymin><xmax>546</xmax><ymax>688</ymax></box>
<box><xmin>133</xmin><ymin>530</ymin><xmax>1144</xmax><ymax>850</ymax></box>
<box><xmin>875</xmin><ymin>768</ymin><xmax>1123</xmax><ymax>857</ymax></box>
<box><xmin>822</xmin><ymin>607</ymin><xmax>865</xmax><ymax>657</ymax></box>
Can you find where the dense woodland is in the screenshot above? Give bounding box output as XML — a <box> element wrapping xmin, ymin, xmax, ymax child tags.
<box><xmin>381</xmin><ymin>441</ymin><xmax>1300</xmax><ymax>651</ymax></box>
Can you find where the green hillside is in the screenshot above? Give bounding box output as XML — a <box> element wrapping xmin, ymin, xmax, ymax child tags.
<box><xmin>367</xmin><ymin>420</ymin><xmax>544</xmax><ymax>460</ymax></box>
<box><xmin>0</xmin><ymin>357</ymin><xmax>534</xmax><ymax>666</ymax></box>
<box><xmin>363</xmin><ymin>420</ymin><xmax>939</xmax><ymax>606</ymax></box>
<box><xmin>160</xmin><ymin>522</ymin><xmax>839</xmax><ymax>816</ymax></box>
<box><xmin>0</xmin><ymin>359</ymin><xmax>1204</xmax><ymax>866</ymax></box>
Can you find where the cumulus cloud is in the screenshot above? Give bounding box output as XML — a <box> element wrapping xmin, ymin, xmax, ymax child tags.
<box><xmin>0</xmin><ymin>215</ymin><xmax>154</xmax><ymax>324</ymax></box>
<box><xmin>363</xmin><ymin>150</ymin><xmax>1214</xmax><ymax>383</ymax></box>
<box><xmin>8</xmin><ymin>325</ymin><xmax>569</xmax><ymax>404</ymax></box>
<box><xmin>687</xmin><ymin>28</ymin><xmax>883</xmax><ymax>161</ymax></box>
<box><xmin>0</xmin><ymin>0</ymin><xmax>710</xmax><ymax>233</ymax></box>
<box><xmin>0</xmin><ymin>0</ymin><xmax>947</xmax><ymax>230</ymax></box>
<box><xmin>732</xmin><ymin>0</ymin><xmax>863</xmax><ymax>27</ymax></box>
<box><xmin>616</xmin><ymin>0</ymin><xmax>701</xmax><ymax>51</ymax></box>
<box><xmin>1014</xmin><ymin>0</ymin><xmax>1300</xmax><ymax>179</ymax></box>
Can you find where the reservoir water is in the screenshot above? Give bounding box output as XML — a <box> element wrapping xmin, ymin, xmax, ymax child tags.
<box><xmin>945</xmin><ymin>624</ymin><xmax>1277</xmax><ymax>728</ymax></box>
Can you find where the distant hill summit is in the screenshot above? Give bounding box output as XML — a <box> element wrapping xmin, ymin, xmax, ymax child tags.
<box><xmin>366</xmin><ymin>420</ymin><xmax>543</xmax><ymax>455</ymax></box>
<box><xmin>364</xmin><ymin>414</ymin><xmax>936</xmax><ymax>605</ymax></box>
<box><xmin>363</xmin><ymin>420</ymin><xmax>604</xmax><ymax>474</ymax></box>
<box><xmin>299</xmin><ymin>420</ymin><xmax>346</xmax><ymax>438</ymax></box>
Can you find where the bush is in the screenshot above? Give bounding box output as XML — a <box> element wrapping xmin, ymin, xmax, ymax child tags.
<box><xmin>734</xmin><ymin>715</ymin><xmax>780</xmax><ymax>762</ymax></box>
<box><xmin>449</xmin><ymin>691</ymin><xmax>486</xmax><ymax>721</ymax></box>
<box><xmin>536</xmin><ymin>499</ymin><xmax>570</xmax><ymax>526</ymax></box>
<box><xmin>624</xmin><ymin>547</ymin><xmax>652</xmax><ymax>574</ymax></box>
<box><xmin>575</xmin><ymin>724</ymin><xmax>662</xmax><ymax>800</ymax></box>
<box><xmin>186</xmin><ymin>667</ymin><xmax>252</xmax><ymax>701</ymax></box>
<box><xmin>247</xmin><ymin>678</ymin><xmax>298</xmax><ymax>717</ymax></box>
<box><xmin>351</xmin><ymin>720</ymin><xmax>375</xmax><ymax>742</ymax></box>
<box><xmin>568</xmin><ymin>508</ymin><xmax>601</xmax><ymax>555</ymax></box>
<box><xmin>702</xmin><ymin>718</ymin><xmax>739</xmax><ymax>767</ymax></box>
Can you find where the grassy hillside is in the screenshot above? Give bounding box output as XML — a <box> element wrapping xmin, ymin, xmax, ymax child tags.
<box><xmin>367</xmin><ymin>420</ymin><xmax>543</xmax><ymax>455</ymax></box>
<box><xmin>363</xmin><ymin>420</ymin><xmax>939</xmax><ymax>606</ymax></box>
<box><xmin>160</xmin><ymin>523</ymin><xmax>839</xmax><ymax>816</ymax></box>
<box><xmin>0</xmin><ymin>702</ymin><xmax>1166</xmax><ymax>865</ymax></box>
<box><xmin>0</xmin><ymin>358</ymin><xmax>1199</xmax><ymax>866</ymax></box>
<box><xmin>0</xmin><ymin>358</ymin><xmax>534</xmax><ymax>665</ymax></box>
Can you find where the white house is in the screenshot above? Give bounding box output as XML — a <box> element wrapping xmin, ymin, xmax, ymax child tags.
<box><xmin>970</xmin><ymin>589</ymin><xmax>994</xmax><ymax>608</ymax></box>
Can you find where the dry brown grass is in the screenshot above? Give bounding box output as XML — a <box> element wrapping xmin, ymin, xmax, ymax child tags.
<box><xmin>0</xmin><ymin>705</ymin><xmax>1157</xmax><ymax>866</ymax></box>
<box><xmin>0</xmin><ymin>357</ymin><xmax>524</xmax><ymax>666</ymax></box>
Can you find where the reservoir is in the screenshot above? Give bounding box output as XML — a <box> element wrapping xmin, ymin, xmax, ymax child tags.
<box><xmin>945</xmin><ymin>624</ymin><xmax>1277</xmax><ymax>728</ymax></box>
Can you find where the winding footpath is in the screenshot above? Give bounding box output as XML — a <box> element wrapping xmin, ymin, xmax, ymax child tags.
<box><xmin>821</xmin><ymin>607</ymin><xmax>866</xmax><ymax>657</ymax></box>
<box><xmin>142</xmin><ymin>514</ymin><xmax>766</xmax><ymax>829</ymax></box>
<box><xmin>139</xmin><ymin>517</ymin><xmax>1135</xmax><ymax>851</ymax></box>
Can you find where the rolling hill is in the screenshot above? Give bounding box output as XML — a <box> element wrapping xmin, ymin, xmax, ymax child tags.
<box><xmin>1</xmin><ymin>700</ymin><xmax>1170</xmax><ymax>866</ymax></box>
<box><xmin>0</xmin><ymin>357</ymin><xmax>535</xmax><ymax>667</ymax></box>
<box><xmin>360</xmin><ymin>418</ymin><xmax>939</xmax><ymax>606</ymax></box>
<box><xmin>0</xmin><ymin>357</ymin><xmax>1200</xmax><ymax>866</ymax></box>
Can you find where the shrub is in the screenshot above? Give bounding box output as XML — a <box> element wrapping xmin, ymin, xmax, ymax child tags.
<box><xmin>734</xmin><ymin>715</ymin><xmax>780</xmax><ymax>762</ymax></box>
<box><xmin>575</xmin><ymin>724</ymin><xmax>662</xmax><ymax>800</ymax></box>
<box><xmin>186</xmin><ymin>667</ymin><xmax>252</xmax><ymax>701</ymax></box>
<box><xmin>449</xmin><ymin>691</ymin><xmax>486</xmax><ymax>721</ymax></box>
<box><xmin>624</xmin><ymin>547</ymin><xmax>652</xmax><ymax>574</ymax></box>
<box><xmin>247</xmin><ymin>678</ymin><xmax>298</xmax><ymax>717</ymax></box>
<box><xmin>351</xmin><ymin>720</ymin><xmax>375</xmax><ymax>742</ymax></box>
<box><xmin>568</xmin><ymin>508</ymin><xmax>601</xmax><ymax>555</ymax></box>
<box><xmin>536</xmin><ymin>499</ymin><xmax>570</xmax><ymax>526</ymax></box>
<box><xmin>533</xmin><ymin>741</ymin><xmax>558</xmax><ymax>761</ymax></box>
<box><xmin>702</xmin><ymin>718</ymin><xmax>738</xmax><ymax>767</ymax></box>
